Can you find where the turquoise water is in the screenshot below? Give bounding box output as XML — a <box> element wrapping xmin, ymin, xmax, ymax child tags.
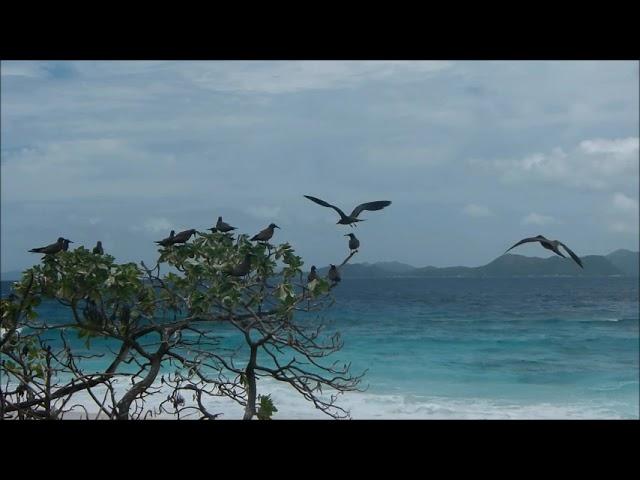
<box><xmin>2</xmin><ymin>277</ymin><xmax>638</xmax><ymax>418</ymax></box>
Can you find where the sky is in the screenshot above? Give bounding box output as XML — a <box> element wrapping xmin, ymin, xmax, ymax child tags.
<box><xmin>1</xmin><ymin>60</ymin><xmax>638</xmax><ymax>273</ymax></box>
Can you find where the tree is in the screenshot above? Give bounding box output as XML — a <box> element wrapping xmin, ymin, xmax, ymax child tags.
<box><xmin>0</xmin><ymin>230</ymin><xmax>365</xmax><ymax>420</ymax></box>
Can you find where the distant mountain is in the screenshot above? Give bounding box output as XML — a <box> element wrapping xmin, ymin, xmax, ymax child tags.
<box><xmin>313</xmin><ymin>251</ymin><xmax>638</xmax><ymax>279</ymax></box>
<box><xmin>606</xmin><ymin>249</ymin><xmax>639</xmax><ymax>277</ymax></box>
<box><xmin>3</xmin><ymin>250</ymin><xmax>637</xmax><ymax>281</ymax></box>
<box><xmin>361</xmin><ymin>261</ymin><xmax>416</xmax><ymax>274</ymax></box>
<box><xmin>316</xmin><ymin>262</ymin><xmax>400</xmax><ymax>278</ymax></box>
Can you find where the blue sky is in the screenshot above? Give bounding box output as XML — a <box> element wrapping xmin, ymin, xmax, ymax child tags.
<box><xmin>1</xmin><ymin>60</ymin><xmax>638</xmax><ymax>272</ymax></box>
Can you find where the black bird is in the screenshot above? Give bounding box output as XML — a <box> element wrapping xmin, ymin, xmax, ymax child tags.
<box><xmin>505</xmin><ymin>235</ymin><xmax>584</xmax><ymax>269</ymax></box>
<box><xmin>155</xmin><ymin>230</ymin><xmax>175</xmax><ymax>247</ymax></box>
<box><xmin>29</xmin><ymin>237</ymin><xmax>72</xmax><ymax>255</ymax></box>
<box><xmin>328</xmin><ymin>264</ymin><xmax>341</xmax><ymax>283</ymax></box>
<box><xmin>345</xmin><ymin>233</ymin><xmax>360</xmax><ymax>252</ymax></box>
<box><xmin>92</xmin><ymin>241</ymin><xmax>104</xmax><ymax>255</ymax></box>
<box><xmin>226</xmin><ymin>253</ymin><xmax>254</xmax><ymax>277</ymax></box>
<box><xmin>251</xmin><ymin>223</ymin><xmax>280</xmax><ymax>242</ymax></box>
<box><xmin>307</xmin><ymin>265</ymin><xmax>318</xmax><ymax>283</ymax></box>
<box><xmin>209</xmin><ymin>216</ymin><xmax>237</xmax><ymax>233</ymax></box>
<box><xmin>304</xmin><ymin>195</ymin><xmax>392</xmax><ymax>227</ymax></box>
<box><xmin>171</xmin><ymin>229</ymin><xmax>197</xmax><ymax>244</ymax></box>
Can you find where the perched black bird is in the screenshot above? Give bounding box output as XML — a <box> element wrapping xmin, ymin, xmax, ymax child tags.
<box><xmin>171</xmin><ymin>229</ymin><xmax>197</xmax><ymax>244</ymax></box>
<box><xmin>328</xmin><ymin>264</ymin><xmax>341</xmax><ymax>283</ymax></box>
<box><xmin>226</xmin><ymin>253</ymin><xmax>254</xmax><ymax>277</ymax></box>
<box><xmin>209</xmin><ymin>216</ymin><xmax>237</xmax><ymax>233</ymax></box>
<box><xmin>251</xmin><ymin>223</ymin><xmax>280</xmax><ymax>242</ymax></box>
<box><xmin>29</xmin><ymin>237</ymin><xmax>72</xmax><ymax>255</ymax></box>
<box><xmin>304</xmin><ymin>195</ymin><xmax>391</xmax><ymax>227</ymax></box>
<box><xmin>307</xmin><ymin>265</ymin><xmax>318</xmax><ymax>283</ymax></box>
<box><xmin>345</xmin><ymin>233</ymin><xmax>360</xmax><ymax>252</ymax></box>
<box><xmin>92</xmin><ymin>241</ymin><xmax>104</xmax><ymax>255</ymax></box>
<box><xmin>155</xmin><ymin>230</ymin><xmax>175</xmax><ymax>247</ymax></box>
<box><xmin>83</xmin><ymin>299</ymin><xmax>104</xmax><ymax>326</ymax></box>
<box><xmin>505</xmin><ymin>235</ymin><xmax>584</xmax><ymax>269</ymax></box>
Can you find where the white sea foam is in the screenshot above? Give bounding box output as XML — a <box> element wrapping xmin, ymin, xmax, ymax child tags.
<box><xmin>30</xmin><ymin>378</ymin><xmax>636</xmax><ymax>420</ymax></box>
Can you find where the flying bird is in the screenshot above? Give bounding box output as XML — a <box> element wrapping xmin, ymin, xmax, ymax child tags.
<box><xmin>328</xmin><ymin>264</ymin><xmax>341</xmax><ymax>283</ymax></box>
<box><xmin>171</xmin><ymin>229</ymin><xmax>197</xmax><ymax>244</ymax></box>
<box><xmin>209</xmin><ymin>216</ymin><xmax>237</xmax><ymax>233</ymax></box>
<box><xmin>303</xmin><ymin>195</ymin><xmax>391</xmax><ymax>227</ymax></box>
<box><xmin>345</xmin><ymin>233</ymin><xmax>360</xmax><ymax>252</ymax></box>
<box><xmin>307</xmin><ymin>265</ymin><xmax>318</xmax><ymax>283</ymax></box>
<box><xmin>251</xmin><ymin>223</ymin><xmax>280</xmax><ymax>242</ymax></box>
<box><xmin>155</xmin><ymin>230</ymin><xmax>175</xmax><ymax>247</ymax></box>
<box><xmin>92</xmin><ymin>241</ymin><xmax>104</xmax><ymax>255</ymax></box>
<box><xmin>29</xmin><ymin>237</ymin><xmax>72</xmax><ymax>255</ymax></box>
<box><xmin>504</xmin><ymin>235</ymin><xmax>584</xmax><ymax>268</ymax></box>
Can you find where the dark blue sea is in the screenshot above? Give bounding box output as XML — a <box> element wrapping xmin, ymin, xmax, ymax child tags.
<box><xmin>2</xmin><ymin>277</ymin><xmax>638</xmax><ymax>419</ymax></box>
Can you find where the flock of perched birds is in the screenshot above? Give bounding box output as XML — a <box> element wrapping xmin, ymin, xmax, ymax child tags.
<box><xmin>27</xmin><ymin>194</ymin><xmax>584</xmax><ymax>286</ymax></box>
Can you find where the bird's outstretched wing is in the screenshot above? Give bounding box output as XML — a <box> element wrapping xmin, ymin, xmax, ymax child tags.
<box><xmin>504</xmin><ymin>237</ymin><xmax>544</xmax><ymax>254</ymax></box>
<box><xmin>559</xmin><ymin>242</ymin><xmax>583</xmax><ymax>268</ymax></box>
<box><xmin>350</xmin><ymin>201</ymin><xmax>392</xmax><ymax>218</ymax></box>
<box><xmin>304</xmin><ymin>195</ymin><xmax>348</xmax><ymax>219</ymax></box>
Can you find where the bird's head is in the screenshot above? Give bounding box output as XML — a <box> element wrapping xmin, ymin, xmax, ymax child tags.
<box><xmin>344</xmin><ymin>233</ymin><xmax>355</xmax><ymax>238</ymax></box>
<box><xmin>329</xmin><ymin>264</ymin><xmax>336</xmax><ymax>268</ymax></box>
<box><xmin>269</xmin><ymin>223</ymin><xmax>280</xmax><ymax>229</ymax></box>
<box><xmin>97</xmin><ymin>241</ymin><xmax>102</xmax><ymax>246</ymax></box>
<box><xmin>218</xmin><ymin>216</ymin><xmax>222</xmax><ymax>221</ymax></box>
<box><xmin>169</xmin><ymin>230</ymin><xmax>175</xmax><ymax>237</ymax></box>
<box><xmin>310</xmin><ymin>265</ymin><xmax>316</xmax><ymax>271</ymax></box>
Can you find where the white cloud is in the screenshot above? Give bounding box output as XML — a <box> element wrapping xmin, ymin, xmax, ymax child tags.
<box><xmin>182</xmin><ymin>61</ymin><xmax>454</xmax><ymax>94</ymax></box>
<box><xmin>612</xmin><ymin>192</ymin><xmax>639</xmax><ymax>212</ymax></box>
<box><xmin>364</xmin><ymin>145</ymin><xmax>446</xmax><ymax>168</ymax></box>
<box><xmin>609</xmin><ymin>221</ymin><xmax>638</xmax><ymax>234</ymax></box>
<box><xmin>131</xmin><ymin>217</ymin><xmax>172</xmax><ymax>234</ymax></box>
<box><xmin>0</xmin><ymin>61</ymin><xmax>44</xmax><ymax>78</ymax></box>
<box><xmin>470</xmin><ymin>137</ymin><xmax>639</xmax><ymax>190</ymax></box>
<box><xmin>462</xmin><ymin>204</ymin><xmax>493</xmax><ymax>217</ymax></box>
<box><xmin>244</xmin><ymin>206</ymin><xmax>281</xmax><ymax>220</ymax></box>
<box><xmin>522</xmin><ymin>212</ymin><xmax>561</xmax><ymax>226</ymax></box>
<box><xmin>608</xmin><ymin>193</ymin><xmax>639</xmax><ymax>234</ymax></box>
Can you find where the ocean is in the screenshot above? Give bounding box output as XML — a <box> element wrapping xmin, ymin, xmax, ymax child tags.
<box><xmin>2</xmin><ymin>277</ymin><xmax>638</xmax><ymax>419</ymax></box>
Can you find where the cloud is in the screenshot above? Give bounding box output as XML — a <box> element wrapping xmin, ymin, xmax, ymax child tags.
<box><xmin>521</xmin><ymin>212</ymin><xmax>561</xmax><ymax>226</ymax></box>
<box><xmin>612</xmin><ymin>192</ymin><xmax>639</xmax><ymax>212</ymax></box>
<box><xmin>470</xmin><ymin>137</ymin><xmax>639</xmax><ymax>191</ymax></box>
<box><xmin>608</xmin><ymin>193</ymin><xmax>639</xmax><ymax>234</ymax></box>
<box><xmin>182</xmin><ymin>61</ymin><xmax>454</xmax><ymax>95</ymax></box>
<box><xmin>244</xmin><ymin>206</ymin><xmax>281</xmax><ymax>220</ymax></box>
<box><xmin>609</xmin><ymin>221</ymin><xmax>638</xmax><ymax>234</ymax></box>
<box><xmin>462</xmin><ymin>204</ymin><xmax>493</xmax><ymax>217</ymax></box>
<box><xmin>132</xmin><ymin>217</ymin><xmax>172</xmax><ymax>234</ymax></box>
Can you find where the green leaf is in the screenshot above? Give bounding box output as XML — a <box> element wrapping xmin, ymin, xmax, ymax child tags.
<box><xmin>257</xmin><ymin>394</ymin><xmax>278</xmax><ymax>420</ymax></box>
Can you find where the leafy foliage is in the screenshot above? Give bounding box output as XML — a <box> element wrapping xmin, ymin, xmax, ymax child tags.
<box><xmin>1</xmin><ymin>230</ymin><xmax>364</xmax><ymax>420</ymax></box>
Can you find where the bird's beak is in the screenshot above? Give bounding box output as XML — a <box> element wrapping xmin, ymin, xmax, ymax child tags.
<box><xmin>68</xmin><ymin>240</ymin><xmax>74</xmax><ymax>243</ymax></box>
<box><xmin>275</xmin><ymin>225</ymin><xmax>281</xmax><ymax>229</ymax></box>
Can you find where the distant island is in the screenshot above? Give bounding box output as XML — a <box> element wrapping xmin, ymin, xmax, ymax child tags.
<box><xmin>314</xmin><ymin>249</ymin><xmax>639</xmax><ymax>279</ymax></box>
<box><xmin>2</xmin><ymin>249</ymin><xmax>638</xmax><ymax>281</ymax></box>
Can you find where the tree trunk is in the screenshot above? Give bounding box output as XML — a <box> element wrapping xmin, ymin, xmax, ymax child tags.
<box><xmin>115</xmin><ymin>344</ymin><xmax>166</xmax><ymax>420</ymax></box>
<box><xmin>242</xmin><ymin>345</ymin><xmax>258</xmax><ymax>420</ymax></box>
